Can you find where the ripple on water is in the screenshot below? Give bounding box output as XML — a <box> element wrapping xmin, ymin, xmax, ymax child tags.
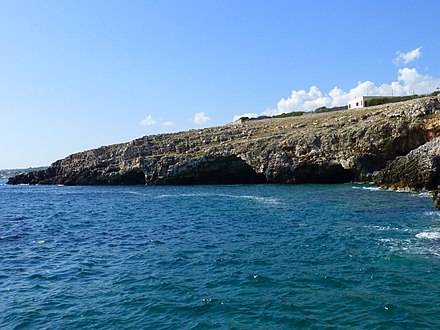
<box><xmin>153</xmin><ymin>192</ymin><xmax>282</xmax><ymax>206</ymax></box>
<box><xmin>1</xmin><ymin>183</ymin><xmax>440</xmax><ymax>329</ymax></box>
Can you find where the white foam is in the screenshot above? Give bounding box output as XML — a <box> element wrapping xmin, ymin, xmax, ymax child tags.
<box><xmin>127</xmin><ymin>191</ymin><xmax>146</xmax><ymax>196</ymax></box>
<box><xmin>367</xmin><ymin>225</ymin><xmax>390</xmax><ymax>231</ymax></box>
<box><xmin>416</xmin><ymin>231</ymin><xmax>440</xmax><ymax>240</ymax></box>
<box><xmin>424</xmin><ymin>211</ymin><xmax>440</xmax><ymax>217</ymax></box>
<box><xmin>155</xmin><ymin>193</ymin><xmax>205</xmax><ymax>199</ymax></box>
<box><xmin>414</xmin><ymin>192</ymin><xmax>431</xmax><ymax>198</ymax></box>
<box><xmin>223</xmin><ymin>194</ymin><xmax>282</xmax><ymax>205</ymax></box>
<box><xmin>154</xmin><ymin>192</ymin><xmax>282</xmax><ymax>205</ymax></box>
<box><xmin>363</xmin><ymin>186</ymin><xmax>382</xmax><ymax>191</ymax></box>
<box><xmin>352</xmin><ymin>186</ymin><xmax>381</xmax><ymax>191</ymax></box>
<box><xmin>364</xmin><ymin>225</ymin><xmax>412</xmax><ymax>233</ymax></box>
<box><xmin>377</xmin><ymin>238</ymin><xmax>411</xmax><ymax>255</ymax></box>
<box><xmin>377</xmin><ymin>233</ymin><xmax>440</xmax><ymax>257</ymax></box>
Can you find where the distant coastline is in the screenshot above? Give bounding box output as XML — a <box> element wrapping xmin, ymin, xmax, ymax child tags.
<box><xmin>0</xmin><ymin>167</ymin><xmax>47</xmax><ymax>180</ymax></box>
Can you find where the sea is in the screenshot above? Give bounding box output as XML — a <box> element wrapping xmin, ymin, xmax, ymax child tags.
<box><xmin>1</xmin><ymin>179</ymin><xmax>440</xmax><ymax>329</ymax></box>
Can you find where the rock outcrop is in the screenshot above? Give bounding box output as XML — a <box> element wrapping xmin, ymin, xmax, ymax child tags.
<box><xmin>373</xmin><ymin>138</ymin><xmax>440</xmax><ymax>191</ymax></box>
<box><xmin>372</xmin><ymin>137</ymin><xmax>440</xmax><ymax>208</ymax></box>
<box><xmin>8</xmin><ymin>97</ymin><xmax>440</xmax><ymax>204</ymax></box>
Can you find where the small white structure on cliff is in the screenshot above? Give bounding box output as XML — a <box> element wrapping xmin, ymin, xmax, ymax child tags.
<box><xmin>348</xmin><ymin>96</ymin><xmax>381</xmax><ymax>109</ymax></box>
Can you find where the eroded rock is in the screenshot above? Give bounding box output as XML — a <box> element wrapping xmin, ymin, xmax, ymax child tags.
<box><xmin>373</xmin><ymin>138</ymin><xmax>440</xmax><ymax>191</ymax></box>
<box><xmin>8</xmin><ymin>97</ymin><xmax>440</xmax><ymax>195</ymax></box>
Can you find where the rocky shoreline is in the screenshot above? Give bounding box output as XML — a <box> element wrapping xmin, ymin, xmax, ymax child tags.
<box><xmin>8</xmin><ymin>96</ymin><xmax>440</xmax><ymax>207</ymax></box>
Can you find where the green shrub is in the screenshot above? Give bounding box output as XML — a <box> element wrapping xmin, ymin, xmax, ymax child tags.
<box><xmin>314</xmin><ymin>105</ymin><xmax>347</xmax><ymax>113</ymax></box>
<box><xmin>273</xmin><ymin>111</ymin><xmax>304</xmax><ymax>118</ymax></box>
<box><xmin>367</xmin><ymin>96</ymin><xmax>419</xmax><ymax>107</ymax></box>
<box><xmin>367</xmin><ymin>91</ymin><xmax>439</xmax><ymax>107</ymax></box>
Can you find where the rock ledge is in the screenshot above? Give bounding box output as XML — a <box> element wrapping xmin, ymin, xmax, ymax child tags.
<box><xmin>8</xmin><ymin>96</ymin><xmax>440</xmax><ymax>208</ymax></box>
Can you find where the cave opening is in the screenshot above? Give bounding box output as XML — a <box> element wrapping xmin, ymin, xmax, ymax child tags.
<box><xmin>159</xmin><ymin>156</ymin><xmax>268</xmax><ymax>185</ymax></box>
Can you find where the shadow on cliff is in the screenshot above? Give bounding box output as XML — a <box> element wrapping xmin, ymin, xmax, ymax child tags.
<box><xmin>151</xmin><ymin>156</ymin><xmax>268</xmax><ymax>185</ymax></box>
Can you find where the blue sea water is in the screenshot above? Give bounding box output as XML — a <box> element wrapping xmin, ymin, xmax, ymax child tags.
<box><xmin>1</xmin><ymin>180</ymin><xmax>440</xmax><ymax>329</ymax></box>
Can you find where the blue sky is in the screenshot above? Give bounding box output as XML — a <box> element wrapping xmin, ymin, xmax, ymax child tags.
<box><xmin>1</xmin><ymin>0</ymin><xmax>440</xmax><ymax>168</ymax></box>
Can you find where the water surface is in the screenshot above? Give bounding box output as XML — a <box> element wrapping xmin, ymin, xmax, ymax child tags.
<box><xmin>1</xmin><ymin>181</ymin><xmax>440</xmax><ymax>328</ymax></box>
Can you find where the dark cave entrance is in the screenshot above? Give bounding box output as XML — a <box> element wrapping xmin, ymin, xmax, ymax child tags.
<box><xmin>159</xmin><ymin>156</ymin><xmax>268</xmax><ymax>185</ymax></box>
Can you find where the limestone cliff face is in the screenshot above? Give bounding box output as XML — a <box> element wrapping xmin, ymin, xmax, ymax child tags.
<box><xmin>373</xmin><ymin>139</ymin><xmax>440</xmax><ymax>191</ymax></box>
<box><xmin>8</xmin><ymin>96</ymin><xmax>440</xmax><ymax>188</ymax></box>
<box><xmin>371</xmin><ymin>132</ymin><xmax>440</xmax><ymax>209</ymax></box>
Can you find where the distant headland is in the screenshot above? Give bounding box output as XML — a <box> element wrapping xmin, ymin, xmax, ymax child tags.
<box><xmin>0</xmin><ymin>167</ymin><xmax>47</xmax><ymax>180</ymax></box>
<box><xmin>7</xmin><ymin>95</ymin><xmax>440</xmax><ymax>208</ymax></box>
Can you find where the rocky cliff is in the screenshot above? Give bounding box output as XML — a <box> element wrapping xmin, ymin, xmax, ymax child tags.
<box><xmin>8</xmin><ymin>97</ymin><xmax>440</xmax><ymax>197</ymax></box>
<box><xmin>372</xmin><ymin>138</ymin><xmax>440</xmax><ymax>191</ymax></box>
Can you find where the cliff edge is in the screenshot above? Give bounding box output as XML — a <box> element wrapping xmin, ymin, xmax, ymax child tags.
<box><xmin>8</xmin><ymin>96</ymin><xmax>440</xmax><ymax>204</ymax></box>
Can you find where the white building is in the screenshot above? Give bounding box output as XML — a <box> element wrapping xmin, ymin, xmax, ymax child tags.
<box><xmin>348</xmin><ymin>96</ymin><xmax>381</xmax><ymax>109</ymax></box>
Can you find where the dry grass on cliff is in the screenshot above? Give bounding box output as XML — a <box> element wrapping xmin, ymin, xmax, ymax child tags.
<box><xmin>232</xmin><ymin>96</ymin><xmax>439</xmax><ymax>137</ymax></box>
<box><xmin>127</xmin><ymin>95</ymin><xmax>440</xmax><ymax>159</ymax></box>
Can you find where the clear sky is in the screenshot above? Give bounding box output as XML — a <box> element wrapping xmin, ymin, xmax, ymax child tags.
<box><xmin>1</xmin><ymin>0</ymin><xmax>439</xmax><ymax>169</ymax></box>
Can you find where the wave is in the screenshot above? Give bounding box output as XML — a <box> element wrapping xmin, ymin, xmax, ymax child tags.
<box><xmin>153</xmin><ymin>192</ymin><xmax>282</xmax><ymax>205</ymax></box>
<box><xmin>412</xmin><ymin>192</ymin><xmax>431</xmax><ymax>198</ymax></box>
<box><xmin>377</xmin><ymin>230</ymin><xmax>440</xmax><ymax>257</ymax></box>
<box><xmin>126</xmin><ymin>191</ymin><xmax>148</xmax><ymax>196</ymax></box>
<box><xmin>377</xmin><ymin>237</ymin><xmax>440</xmax><ymax>257</ymax></box>
<box><xmin>353</xmin><ymin>186</ymin><xmax>432</xmax><ymax>199</ymax></box>
<box><xmin>424</xmin><ymin>211</ymin><xmax>440</xmax><ymax>217</ymax></box>
<box><xmin>155</xmin><ymin>193</ymin><xmax>207</xmax><ymax>199</ymax></box>
<box><xmin>365</xmin><ymin>225</ymin><xmax>412</xmax><ymax>233</ymax></box>
<box><xmin>415</xmin><ymin>231</ymin><xmax>440</xmax><ymax>240</ymax></box>
<box><xmin>221</xmin><ymin>194</ymin><xmax>282</xmax><ymax>205</ymax></box>
<box><xmin>351</xmin><ymin>186</ymin><xmax>382</xmax><ymax>191</ymax></box>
